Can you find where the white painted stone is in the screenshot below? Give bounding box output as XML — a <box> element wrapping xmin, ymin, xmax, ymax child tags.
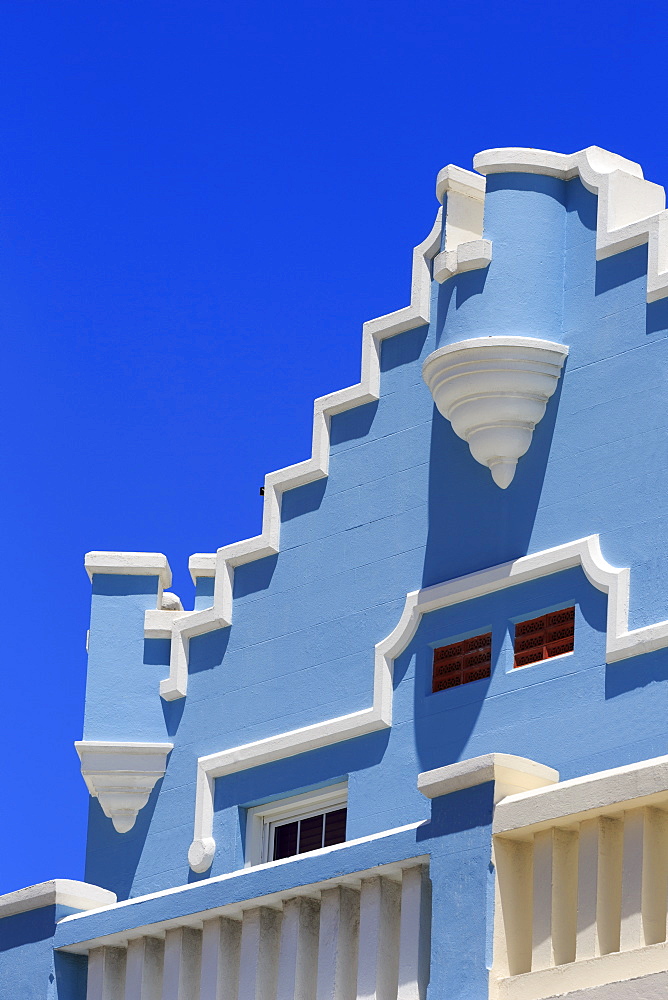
<box><xmin>641</xmin><ymin>807</ymin><xmax>668</xmax><ymax>946</ymax></box>
<box><xmin>356</xmin><ymin>876</ymin><xmax>401</xmax><ymax>1000</ymax></box>
<box><xmin>87</xmin><ymin>946</ymin><xmax>127</xmax><ymax>1000</ymax></box>
<box><xmin>85</xmin><ymin>551</ymin><xmax>172</xmax><ymax>589</ymax></box>
<box><xmin>199</xmin><ymin>917</ymin><xmax>242</xmax><ymax>1000</ymax></box>
<box><xmin>76</xmin><ymin>741</ymin><xmax>173</xmax><ymax>833</ymax></box>
<box><xmin>237</xmin><ymin>907</ymin><xmax>282</xmax><ymax>1000</ymax></box>
<box><xmin>418</xmin><ymin>753</ymin><xmax>558</xmax><ymax>804</ymax></box>
<box><xmin>397</xmin><ymin>866</ymin><xmax>430</xmax><ymax>1000</ymax></box>
<box><xmin>0</xmin><ymin>878</ymin><xmax>115</xmax><ymax>918</ymax></box>
<box><xmin>422</xmin><ymin>336</ymin><xmax>568</xmax><ymax>488</ymax></box>
<box><xmin>316</xmin><ymin>886</ymin><xmax>360</xmax><ymax>1000</ymax></box>
<box><xmin>162</xmin><ymin>926</ymin><xmax>202</xmax><ymax>1000</ymax></box>
<box><xmin>125</xmin><ymin>937</ymin><xmax>164</xmax><ymax>1000</ymax></box>
<box><xmin>276</xmin><ymin>897</ymin><xmax>320</xmax><ymax>1000</ymax></box>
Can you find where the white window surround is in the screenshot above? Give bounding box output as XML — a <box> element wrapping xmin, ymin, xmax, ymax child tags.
<box><xmin>245</xmin><ymin>783</ymin><xmax>348</xmax><ymax>867</ymax></box>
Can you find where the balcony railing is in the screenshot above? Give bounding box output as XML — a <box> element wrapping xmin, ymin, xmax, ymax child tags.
<box><xmin>79</xmin><ymin>858</ymin><xmax>430</xmax><ymax>1000</ymax></box>
<box><xmin>492</xmin><ymin>753</ymin><xmax>668</xmax><ymax>1000</ymax></box>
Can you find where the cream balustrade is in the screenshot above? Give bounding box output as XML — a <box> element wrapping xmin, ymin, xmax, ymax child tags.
<box><xmin>85</xmin><ymin>861</ymin><xmax>430</xmax><ymax>1000</ymax></box>
<box><xmin>491</xmin><ymin>753</ymin><xmax>668</xmax><ymax>1000</ymax></box>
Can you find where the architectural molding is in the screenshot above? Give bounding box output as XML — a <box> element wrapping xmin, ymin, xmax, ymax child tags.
<box><xmin>76</xmin><ymin>741</ymin><xmax>174</xmax><ymax>834</ymax></box>
<box><xmin>186</xmin><ymin>532</ymin><xmax>668</xmax><ymax>870</ymax></box>
<box><xmin>422</xmin><ymin>337</ymin><xmax>568</xmax><ymax>488</ymax></box>
<box><xmin>418</xmin><ymin>754</ymin><xmax>559</xmax><ymax>805</ymax></box>
<box><xmin>85</xmin><ymin>551</ymin><xmax>172</xmax><ymax>591</ymax></box>
<box><xmin>494</xmin><ymin>752</ymin><xmax>668</xmax><ymax>838</ymax></box>
<box><xmin>432</xmin><ymin>164</ymin><xmax>492</xmax><ymax>282</ymax></box>
<box><xmin>473</xmin><ymin>145</ymin><xmax>668</xmax><ymax>303</ymax></box>
<box><xmin>0</xmin><ymin>879</ymin><xmax>116</xmax><ymax>919</ymax></box>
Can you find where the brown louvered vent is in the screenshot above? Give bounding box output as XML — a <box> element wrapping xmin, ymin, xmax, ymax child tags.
<box><xmin>432</xmin><ymin>633</ymin><xmax>492</xmax><ymax>692</ymax></box>
<box><xmin>513</xmin><ymin>606</ymin><xmax>575</xmax><ymax>668</ymax></box>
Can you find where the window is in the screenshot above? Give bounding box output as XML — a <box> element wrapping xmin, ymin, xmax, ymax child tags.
<box><xmin>432</xmin><ymin>632</ymin><xmax>492</xmax><ymax>692</ymax></box>
<box><xmin>245</xmin><ymin>783</ymin><xmax>347</xmax><ymax>866</ymax></box>
<box><xmin>513</xmin><ymin>607</ymin><xmax>575</xmax><ymax>668</ymax></box>
<box><xmin>271</xmin><ymin>806</ymin><xmax>347</xmax><ymax>860</ymax></box>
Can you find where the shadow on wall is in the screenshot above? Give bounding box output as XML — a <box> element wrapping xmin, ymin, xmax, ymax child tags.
<box><xmin>84</xmin><ymin>778</ymin><xmax>162</xmax><ymax>901</ymax></box>
<box><xmin>421</xmin><ymin>372</ymin><xmax>562</xmax><ymax>588</ymax></box>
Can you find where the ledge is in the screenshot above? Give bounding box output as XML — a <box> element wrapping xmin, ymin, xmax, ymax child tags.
<box><xmin>0</xmin><ymin>880</ymin><xmax>116</xmax><ymax>919</ymax></box>
<box><xmin>494</xmin><ymin>752</ymin><xmax>668</xmax><ymax>837</ymax></box>
<box><xmin>418</xmin><ymin>754</ymin><xmax>559</xmax><ymax>805</ymax></box>
<box><xmin>85</xmin><ymin>551</ymin><xmax>172</xmax><ymax>589</ymax></box>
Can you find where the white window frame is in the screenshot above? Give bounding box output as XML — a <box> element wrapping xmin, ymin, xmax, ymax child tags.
<box><xmin>245</xmin><ymin>782</ymin><xmax>348</xmax><ymax>867</ymax></box>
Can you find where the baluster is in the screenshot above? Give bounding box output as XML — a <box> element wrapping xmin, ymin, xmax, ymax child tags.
<box><xmin>621</xmin><ymin>809</ymin><xmax>645</xmax><ymax>951</ymax></box>
<box><xmin>597</xmin><ymin>816</ymin><xmax>623</xmax><ymax>956</ymax></box>
<box><xmin>494</xmin><ymin>837</ymin><xmax>533</xmax><ymax>976</ymax></box>
<box><xmin>551</xmin><ymin>828</ymin><xmax>578</xmax><ymax>966</ymax></box>
<box><xmin>576</xmin><ymin>818</ymin><xmax>600</xmax><ymax>959</ymax></box>
<box><xmin>397</xmin><ymin>866</ymin><xmax>430</xmax><ymax>1000</ymax></box>
<box><xmin>125</xmin><ymin>937</ymin><xmax>164</xmax><ymax>1000</ymax></box>
<box><xmin>277</xmin><ymin>897</ymin><xmax>320</xmax><ymax>1000</ymax></box>
<box><xmin>356</xmin><ymin>876</ymin><xmax>401</xmax><ymax>1000</ymax></box>
<box><xmin>238</xmin><ymin>907</ymin><xmax>282</xmax><ymax>1000</ymax></box>
<box><xmin>200</xmin><ymin>917</ymin><xmax>242</xmax><ymax>1000</ymax></box>
<box><xmin>316</xmin><ymin>886</ymin><xmax>360</xmax><ymax>1000</ymax></box>
<box><xmin>642</xmin><ymin>807</ymin><xmax>668</xmax><ymax>946</ymax></box>
<box><xmin>531</xmin><ymin>830</ymin><xmax>553</xmax><ymax>971</ymax></box>
<box><xmin>162</xmin><ymin>927</ymin><xmax>202</xmax><ymax>1000</ymax></box>
<box><xmin>88</xmin><ymin>946</ymin><xmax>127</xmax><ymax>1000</ymax></box>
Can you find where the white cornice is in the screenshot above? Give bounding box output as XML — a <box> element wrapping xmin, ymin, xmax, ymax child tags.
<box><xmin>0</xmin><ymin>880</ymin><xmax>116</xmax><ymax>919</ymax></box>
<box><xmin>85</xmin><ymin>551</ymin><xmax>172</xmax><ymax>590</ymax></box>
<box><xmin>185</xmin><ymin>533</ymin><xmax>668</xmax><ymax>870</ymax></box>
<box><xmin>494</xmin><ymin>752</ymin><xmax>668</xmax><ymax>837</ymax></box>
<box><xmin>418</xmin><ymin>754</ymin><xmax>559</xmax><ymax>804</ymax></box>
<box><xmin>474</xmin><ymin>145</ymin><xmax>668</xmax><ymax>302</ymax></box>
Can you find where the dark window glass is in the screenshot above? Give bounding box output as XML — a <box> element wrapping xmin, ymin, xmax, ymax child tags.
<box><xmin>514</xmin><ymin>607</ymin><xmax>575</xmax><ymax>668</ymax></box>
<box><xmin>432</xmin><ymin>633</ymin><xmax>492</xmax><ymax>692</ymax></box>
<box><xmin>273</xmin><ymin>820</ymin><xmax>298</xmax><ymax>860</ymax></box>
<box><xmin>324</xmin><ymin>808</ymin><xmax>347</xmax><ymax>847</ymax></box>
<box><xmin>271</xmin><ymin>806</ymin><xmax>347</xmax><ymax>861</ymax></box>
<box><xmin>298</xmin><ymin>813</ymin><xmax>324</xmax><ymax>853</ymax></box>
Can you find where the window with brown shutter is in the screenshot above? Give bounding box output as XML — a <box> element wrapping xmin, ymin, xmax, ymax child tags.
<box><xmin>432</xmin><ymin>632</ymin><xmax>492</xmax><ymax>692</ymax></box>
<box><xmin>513</xmin><ymin>606</ymin><xmax>575</xmax><ymax>668</ymax></box>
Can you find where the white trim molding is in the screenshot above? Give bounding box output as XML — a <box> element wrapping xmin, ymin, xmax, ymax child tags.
<box><xmin>76</xmin><ymin>741</ymin><xmax>173</xmax><ymax>833</ymax></box>
<box><xmin>422</xmin><ymin>337</ymin><xmax>568</xmax><ymax>488</ymax></box>
<box><xmin>473</xmin><ymin>145</ymin><xmax>668</xmax><ymax>303</ymax></box>
<box><xmin>418</xmin><ymin>754</ymin><xmax>559</xmax><ymax>805</ymax></box>
<box><xmin>0</xmin><ymin>880</ymin><xmax>116</xmax><ymax>919</ymax></box>
<box><xmin>85</xmin><ymin>551</ymin><xmax>172</xmax><ymax>590</ymax></box>
<box><xmin>432</xmin><ymin>164</ymin><xmax>492</xmax><ymax>282</ymax></box>
<box><xmin>187</xmin><ymin>532</ymin><xmax>668</xmax><ymax>869</ymax></box>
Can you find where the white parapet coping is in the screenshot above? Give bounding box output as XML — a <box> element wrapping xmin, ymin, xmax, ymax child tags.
<box><xmin>0</xmin><ymin>879</ymin><xmax>116</xmax><ymax>919</ymax></box>
<box><xmin>418</xmin><ymin>754</ymin><xmax>559</xmax><ymax>805</ymax></box>
<box><xmin>494</xmin><ymin>752</ymin><xmax>668</xmax><ymax>838</ymax></box>
<box><xmin>85</xmin><ymin>551</ymin><xmax>172</xmax><ymax>590</ymax></box>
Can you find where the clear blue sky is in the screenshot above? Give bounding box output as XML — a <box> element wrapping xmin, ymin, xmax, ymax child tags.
<box><xmin>1</xmin><ymin>0</ymin><xmax>665</xmax><ymax>896</ymax></box>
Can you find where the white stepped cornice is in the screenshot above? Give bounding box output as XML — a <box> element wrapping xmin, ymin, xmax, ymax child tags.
<box><xmin>186</xmin><ymin>534</ymin><xmax>668</xmax><ymax>871</ymax></box>
<box><xmin>474</xmin><ymin>145</ymin><xmax>668</xmax><ymax>302</ymax></box>
<box><xmin>140</xmin><ymin>146</ymin><xmax>668</xmax><ymax>701</ymax></box>
<box><xmin>75</xmin><ymin>741</ymin><xmax>173</xmax><ymax>833</ymax></box>
<box><xmin>148</xmin><ymin>209</ymin><xmax>445</xmax><ymax>700</ymax></box>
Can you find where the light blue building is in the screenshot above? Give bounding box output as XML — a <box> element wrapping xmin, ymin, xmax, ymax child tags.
<box><xmin>4</xmin><ymin>144</ymin><xmax>668</xmax><ymax>1000</ymax></box>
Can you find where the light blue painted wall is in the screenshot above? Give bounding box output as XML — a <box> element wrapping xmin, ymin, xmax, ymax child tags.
<box><xmin>0</xmin><ymin>905</ymin><xmax>87</xmax><ymax>1000</ymax></box>
<box><xmin>80</xmin><ymin>174</ymin><xmax>668</xmax><ymax>947</ymax></box>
